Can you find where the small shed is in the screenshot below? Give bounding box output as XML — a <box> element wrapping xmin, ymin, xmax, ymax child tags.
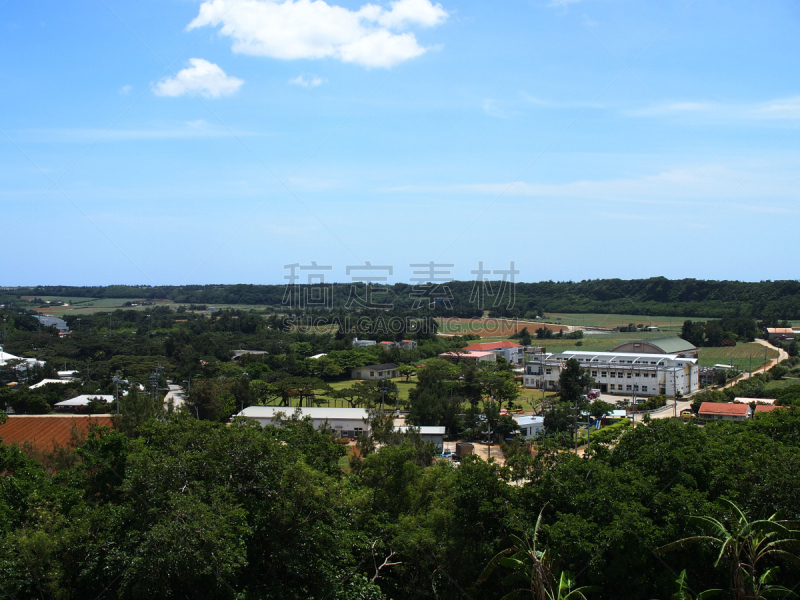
<box><xmin>455</xmin><ymin>442</ymin><xmax>474</xmax><ymax>458</ymax></box>
<box><xmin>513</xmin><ymin>415</ymin><xmax>545</xmax><ymax>439</ymax></box>
<box><xmin>395</xmin><ymin>425</ymin><xmax>446</xmax><ymax>448</ymax></box>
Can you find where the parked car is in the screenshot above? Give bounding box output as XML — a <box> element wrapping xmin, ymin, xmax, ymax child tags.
<box><xmin>680</xmin><ymin>409</ymin><xmax>694</xmax><ymax>418</ymax></box>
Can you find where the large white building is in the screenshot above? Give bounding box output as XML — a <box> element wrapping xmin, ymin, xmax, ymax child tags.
<box><xmin>524</xmin><ymin>350</ymin><xmax>698</xmax><ymax>398</ymax></box>
<box><xmin>463</xmin><ymin>341</ymin><xmax>525</xmax><ymax>364</ymax></box>
<box><xmin>238</xmin><ymin>406</ymin><xmax>370</xmax><ymax>438</ymax></box>
<box><xmin>237</xmin><ymin>406</ymin><xmax>445</xmax><ymax>447</ymax></box>
<box><xmin>0</xmin><ymin>347</ymin><xmax>45</xmax><ymax>370</ymax></box>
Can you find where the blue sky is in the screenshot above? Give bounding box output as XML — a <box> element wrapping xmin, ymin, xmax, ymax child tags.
<box><xmin>1</xmin><ymin>0</ymin><xmax>799</xmax><ymax>286</ymax></box>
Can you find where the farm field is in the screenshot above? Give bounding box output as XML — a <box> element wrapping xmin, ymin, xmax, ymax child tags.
<box><xmin>544</xmin><ymin>312</ymin><xmax>701</xmax><ymax>333</ymax></box>
<box><xmin>23</xmin><ymin>296</ymin><xmax>175</xmax><ymax>315</ymax></box>
<box><xmin>437</xmin><ymin>318</ymin><xmax>566</xmax><ymax>337</ymax></box>
<box><xmin>696</xmin><ymin>342</ymin><xmax>779</xmax><ymax>372</ymax></box>
<box><xmin>463</xmin><ymin>331</ymin><xmax>686</xmax><ymax>354</ymax></box>
<box><xmin>765</xmin><ymin>377</ymin><xmax>800</xmax><ymax>392</ymax></box>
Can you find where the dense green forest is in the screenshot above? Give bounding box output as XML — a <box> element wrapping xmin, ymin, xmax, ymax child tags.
<box><xmin>5</xmin><ymin>277</ymin><xmax>800</xmax><ymax>319</ymax></box>
<box><xmin>2</xmin><ymin>408</ymin><xmax>800</xmax><ymax>599</ymax></box>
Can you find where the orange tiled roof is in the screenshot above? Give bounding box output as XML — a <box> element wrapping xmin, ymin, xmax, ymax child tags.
<box><xmin>0</xmin><ymin>415</ymin><xmax>114</xmax><ymax>451</ymax></box>
<box><xmin>698</xmin><ymin>402</ymin><xmax>749</xmax><ymax>416</ymax></box>
<box><xmin>464</xmin><ymin>341</ymin><xmax>522</xmax><ymax>351</ymax></box>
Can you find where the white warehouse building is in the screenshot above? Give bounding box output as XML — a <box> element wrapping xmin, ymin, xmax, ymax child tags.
<box><xmin>236</xmin><ymin>406</ymin><xmax>446</xmax><ymax>447</ymax></box>
<box><xmin>238</xmin><ymin>406</ymin><xmax>370</xmax><ymax>438</ymax></box>
<box><xmin>523</xmin><ymin>350</ymin><xmax>698</xmax><ymax>398</ymax></box>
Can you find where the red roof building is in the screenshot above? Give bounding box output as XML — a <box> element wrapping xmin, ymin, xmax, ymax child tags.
<box><xmin>698</xmin><ymin>402</ymin><xmax>751</xmax><ymax>421</ymax></box>
<box><xmin>0</xmin><ymin>415</ymin><xmax>114</xmax><ymax>452</ymax></box>
<box><xmin>464</xmin><ymin>341</ymin><xmax>522</xmax><ymax>351</ymax></box>
<box><xmin>754</xmin><ymin>405</ymin><xmax>784</xmax><ymax>414</ymax></box>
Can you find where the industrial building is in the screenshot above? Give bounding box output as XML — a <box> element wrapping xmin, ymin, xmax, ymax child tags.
<box><xmin>237</xmin><ymin>406</ymin><xmax>445</xmax><ymax>446</ymax></box>
<box><xmin>523</xmin><ymin>350</ymin><xmax>698</xmax><ymax>398</ymax></box>
<box><xmin>238</xmin><ymin>406</ymin><xmax>370</xmax><ymax>438</ymax></box>
<box><xmin>608</xmin><ymin>337</ymin><xmax>698</xmax><ymax>358</ymax></box>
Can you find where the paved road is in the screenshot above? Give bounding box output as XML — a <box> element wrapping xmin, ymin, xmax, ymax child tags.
<box><xmin>164</xmin><ymin>383</ymin><xmax>186</xmax><ymax>408</ymax></box>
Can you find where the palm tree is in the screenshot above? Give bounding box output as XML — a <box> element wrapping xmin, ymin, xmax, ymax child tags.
<box><xmin>657</xmin><ymin>499</ymin><xmax>800</xmax><ymax>599</ymax></box>
<box><xmin>478</xmin><ymin>506</ymin><xmax>595</xmax><ymax>600</ymax></box>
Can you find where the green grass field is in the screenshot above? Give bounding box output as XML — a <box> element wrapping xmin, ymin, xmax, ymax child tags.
<box><xmin>544</xmin><ymin>312</ymin><xmax>700</xmax><ymax>333</ymax></box>
<box><xmin>311</xmin><ymin>377</ymin><xmax>418</xmax><ymax>408</ymax></box>
<box><xmin>25</xmin><ymin>296</ymin><xmax>176</xmax><ymax>316</ymax></box>
<box><xmin>696</xmin><ymin>343</ymin><xmax>779</xmax><ymax>371</ymax></box>
<box><xmin>764</xmin><ymin>377</ymin><xmax>800</xmax><ymax>391</ymax></box>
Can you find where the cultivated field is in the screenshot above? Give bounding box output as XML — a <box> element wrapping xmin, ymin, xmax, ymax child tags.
<box><xmin>23</xmin><ymin>296</ymin><xmax>175</xmax><ymax>315</ymax></box>
<box><xmin>544</xmin><ymin>312</ymin><xmax>701</xmax><ymax>333</ymax></box>
<box><xmin>696</xmin><ymin>343</ymin><xmax>779</xmax><ymax>372</ymax></box>
<box><xmin>437</xmin><ymin>318</ymin><xmax>567</xmax><ymax>337</ymax></box>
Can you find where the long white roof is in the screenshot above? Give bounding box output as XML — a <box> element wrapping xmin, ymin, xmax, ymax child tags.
<box><xmin>30</xmin><ymin>379</ymin><xmax>70</xmax><ymax>389</ymax></box>
<box><xmin>0</xmin><ymin>349</ymin><xmax>44</xmax><ymax>368</ymax></box>
<box><xmin>238</xmin><ymin>406</ymin><xmax>369</xmax><ymax>420</ymax></box>
<box><xmin>55</xmin><ymin>394</ymin><xmax>113</xmax><ymax>406</ymax></box>
<box><xmin>395</xmin><ymin>425</ymin><xmax>446</xmax><ymax>434</ymax></box>
<box><xmin>514</xmin><ymin>415</ymin><xmax>544</xmax><ymax>426</ymax></box>
<box><xmin>531</xmin><ymin>350</ymin><xmax>697</xmax><ymax>364</ymax></box>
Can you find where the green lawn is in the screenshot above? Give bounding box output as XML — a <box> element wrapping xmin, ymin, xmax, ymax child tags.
<box><xmin>764</xmin><ymin>377</ymin><xmax>800</xmax><ymax>391</ymax></box>
<box><xmin>312</xmin><ymin>377</ymin><xmax>418</xmax><ymax>407</ymax></box>
<box><xmin>544</xmin><ymin>312</ymin><xmax>705</xmax><ymax>332</ymax></box>
<box><xmin>696</xmin><ymin>343</ymin><xmax>779</xmax><ymax>372</ymax></box>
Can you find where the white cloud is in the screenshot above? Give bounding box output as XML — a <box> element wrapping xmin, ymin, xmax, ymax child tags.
<box><xmin>154</xmin><ymin>58</ymin><xmax>243</xmax><ymax>98</ymax></box>
<box><xmin>548</xmin><ymin>0</ymin><xmax>583</xmax><ymax>7</ymax></box>
<box><xmin>289</xmin><ymin>74</ymin><xmax>326</xmax><ymax>88</ymax></box>
<box><xmin>627</xmin><ymin>101</ymin><xmax>717</xmax><ymax>117</ymax></box>
<box><xmin>630</xmin><ymin>97</ymin><xmax>800</xmax><ymax>120</ymax></box>
<box><xmin>120</xmin><ymin>84</ymin><xmax>132</xmax><ymax>95</ymax></box>
<box><xmin>187</xmin><ymin>0</ymin><xmax>449</xmax><ymax>69</ymax></box>
<box><xmin>385</xmin><ymin>165</ymin><xmax>800</xmax><ymax>210</ymax></box>
<box><xmin>17</xmin><ymin>121</ymin><xmax>255</xmax><ymax>143</ymax></box>
<box><xmin>750</xmin><ymin>96</ymin><xmax>800</xmax><ymax>120</ymax></box>
<box><xmin>482</xmin><ymin>99</ymin><xmax>522</xmax><ymax>118</ymax></box>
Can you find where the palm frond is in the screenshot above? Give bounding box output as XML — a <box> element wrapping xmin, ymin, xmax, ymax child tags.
<box><xmin>655</xmin><ymin>536</ymin><xmax>719</xmax><ymax>555</ymax></box>
<box><xmin>478</xmin><ymin>547</ymin><xmax>516</xmax><ymax>583</ymax></box>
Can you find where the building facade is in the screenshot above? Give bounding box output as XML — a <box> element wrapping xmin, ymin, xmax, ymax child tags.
<box><xmin>513</xmin><ymin>415</ymin><xmax>545</xmax><ymax>439</ymax></box>
<box><xmin>463</xmin><ymin>341</ymin><xmax>525</xmax><ymax>364</ymax></box>
<box><xmin>238</xmin><ymin>406</ymin><xmax>370</xmax><ymax>438</ymax></box>
<box><xmin>523</xmin><ymin>350</ymin><xmax>698</xmax><ymax>398</ymax></box>
<box><xmin>439</xmin><ymin>350</ymin><xmax>497</xmax><ymax>363</ymax></box>
<box><xmin>350</xmin><ymin>363</ymin><xmax>399</xmax><ymax>380</ymax></box>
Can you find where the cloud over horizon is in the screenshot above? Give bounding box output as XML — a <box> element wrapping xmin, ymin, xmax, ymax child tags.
<box><xmin>188</xmin><ymin>0</ymin><xmax>449</xmax><ymax>68</ymax></box>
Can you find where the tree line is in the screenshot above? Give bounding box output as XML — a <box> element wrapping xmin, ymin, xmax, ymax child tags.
<box><xmin>9</xmin><ymin>276</ymin><xmax>800</xmax><ymax>318</ymax></box>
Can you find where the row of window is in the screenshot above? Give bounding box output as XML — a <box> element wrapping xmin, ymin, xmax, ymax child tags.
<box><xmin>575</xmin><ymin>359</ymin><xmax>661</xmax><ymax>365</ymax></box>
<box><xmin>608</xmin><ymin>384</ymin><xmax>649</xmax><ymax>392</ymax></box>
<box><xmin>592</xmin><ymin>370</ymin><xmax>658</xmax><ymax>378</ymax></box>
